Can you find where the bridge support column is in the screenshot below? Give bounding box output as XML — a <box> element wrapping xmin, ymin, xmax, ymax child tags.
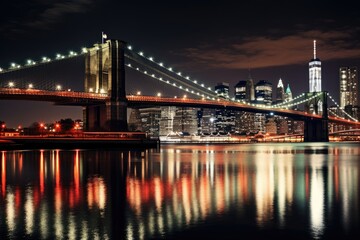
<box><xmin>83</xmin><ymin>105</ymin><xmax>106</xmax><ymax>131</ymax></box>
<box><xmin>304</xmin><ymin>118</ymin><xmax>329</xmax><ymax>142</ymax></box>
<box><xmin>84</xmin><ymin>39</ymin><xmax>128</xmax><ymax>131</ymax></box>
<box><xmin>106</xmin><ymin>100</ymin><xmax>128</xmax><ymax>131</ymax></box>
<box><xmin>303</xmin><ymin>91</ymin><xmax>329</xmax><ymax>142</ymax></box>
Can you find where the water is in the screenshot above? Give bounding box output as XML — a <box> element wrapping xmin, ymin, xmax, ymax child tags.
<box><xmin>0</xmin><ymin>142</ymin><xmax>360</xmax><ymax>239</ymax></box>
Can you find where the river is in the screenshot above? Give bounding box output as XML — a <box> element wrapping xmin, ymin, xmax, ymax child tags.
<box><xmin>0</xmin><ymin>142</ymin><xmax>359</xmax><ymax>239</ymax></box>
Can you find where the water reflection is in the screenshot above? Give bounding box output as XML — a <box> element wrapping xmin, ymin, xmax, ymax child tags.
<box><xmin>309</xmin><ymin>154</ymin><xmax>325</xmax><ymax>239</ymax></box>
<box><xmin>0</xmin><ymin>143</ymin><xmax>359</xmax><ymax>239</ymax></box>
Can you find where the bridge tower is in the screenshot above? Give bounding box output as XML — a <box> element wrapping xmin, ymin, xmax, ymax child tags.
<box><xmin>84</xmin><ymin>39</ymin><xmax>128</xmax><ymax>131</ymax></box>
<box><xmin>304</xmin><ymin>91</ymin><xmax>328</xmax><ymax>142</ymax></box>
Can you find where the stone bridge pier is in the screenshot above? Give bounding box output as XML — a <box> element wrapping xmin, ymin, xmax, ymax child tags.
<box><xmin>84</xmin><ymin>39</ymin><xmax>128</xmax><ymax>131</ymax></box>
<box><xmin>304</xmin><ymin>91</ymin><xmax>328</xmax><ymax>142</ymax></box>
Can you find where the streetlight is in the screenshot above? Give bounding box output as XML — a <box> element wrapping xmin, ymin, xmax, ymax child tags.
<box><xmin>55</xmin><ymin>123</ymin><xmax>60</xmax><ymax>134</ymax></box>
<box><xmin>137</xmin><ymin>91</ymin><xmax>141</xmax><ymax>95</ymax></box>
<box><xmin>56</xmin><ymin>85</ymin><xmax>62</xmax><ymax>90</ymax></box>
<box><xmin>157</xmin><ymin>92</ymin><xmax>161</xmax><ymax>97</ymax></box>
<box><xmin>8</xmin><ymin>82</ymin><xmax>14</xmax><ymax>88</ymax></box>
<box><xmin>39</xmin><ymin>123</ymin><xmax>44</xmax><ymax>136</ymax></box>
<box><xmin>10</xmin><ymin>63</ymin><xmax>17</xmax><ymax>69</ymax></box>
<box><xmin>28</xmin><ymin>84</ymin><xmax>33</xmax><ymax>89</ymax></box>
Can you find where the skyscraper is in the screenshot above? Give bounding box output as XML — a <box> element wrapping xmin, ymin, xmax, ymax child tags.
<box><xmin>159</xmin><ymin>106</ymin><xmax>176</xmax><ymax>136</ymax></box>
<box><xmin>255</xmin><ymin>80</ymin><xmax>273</xmax><ymax>105</ymax></box>
<box><xmin>173</xmin><ymin>107</ymin><xmax>198</xmax><ymax>134</ymax></box>
<box><xmin>339</xmin><ymin>66</ymin><xmax>358</xmax><ymax>108</ymax></box>
<box><xmin>215</xmin><ymin>82</ymin><xmax>230</xmax><ymax>99</ymax></box>
<box><xmin>276</xmin><ymin>78</ymin><xmax>285</xmax><ymax>103</ymax></box>
<box><xmin>214</xmin><ymin>82</ymin><xmax>234</xmax><ymax>133</ymax></box>
<box><xmin>309</xmin><ymin>40</ymin><xmax>322</xmax><ymax>92</ymax></box>
<box><xmin>234</xmin><ymin>80</ymin><xmax>247</xmax><ymax>101</ymax></box>
<box><xmin>139</xmin><ymin>107</ymin><xmax>161</xmax><ymax>137</ymax></box>
<box><xmin>234</xmin><ymin>74</ymin><xmax>254</xmax><ymax>102</ymax></box>
<box><xmin>234</xmin><ymin>73</ymin><xmax>255</xmax><ymax>134</ymax></box>
<box><xmin>284</xmin><ymin>84</ymin><xmax>293</xmax><ymax>102</ymax></box>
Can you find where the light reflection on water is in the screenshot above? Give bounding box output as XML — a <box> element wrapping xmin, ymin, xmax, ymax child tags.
<box><xmin>0</xmin><ymin>143</ymin><xmax>359</xmax><ymax>239</ymax></box>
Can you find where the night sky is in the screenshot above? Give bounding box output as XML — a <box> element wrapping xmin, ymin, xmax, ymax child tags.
<box><xmin>1</xmin><ymin>0</ymin><xmax>360</xmax><ymax>127</ymax></box>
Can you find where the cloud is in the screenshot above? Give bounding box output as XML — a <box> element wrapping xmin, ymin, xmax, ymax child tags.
<box><xmin>26</xmin><ymin>0</ymin><xmax>94</xmax><ymax>28</ymax></box>
<box><xmin>178</xmin><ymin>29</ymin><xmax>360</xmax><ymax>70</ymax></box>
<box><xmin>0</xmin><ymin>0</ymin><xmax>95</xmax><ymax>35</ymax></box>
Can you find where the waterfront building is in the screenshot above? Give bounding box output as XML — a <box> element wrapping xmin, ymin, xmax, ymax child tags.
<box><xmin>277</xmin><ymin>118</ymin><xmax>289</xmax><ymax>135</ymax></box>
<box><xmin>128</xmin><ymin>108</ymin><xmax>142</xmax><ymax>131</ymax></box>
<box><xmin>292</xmin><ymin>121</ymin><xmax>304</xmax><ymax>134</ymax></box>
<box><xmin>139</xmin><ymin>107</ymin><xmax>161</xmax><ymax>137</ymax></box>
<box><xmin>198</xmin><ymin>108</ymin><xmax>217</xmax><ymax>134</ymax></box>
<box><xmin>254</xmin><ymin>113</ymin><xmax>266</xmax><ymax>133</ymax></box>
<box><xmin>309</xmin><ymin>40</ymin><xmax>322</xmax><ymax>92</ymax></box>
<box><xmin>253</xmin><ymin>80</ymin><xmax>272</xmax><ymax>133</ymax></box>
<box><xmin>235</xmin><ymin>112</ymin><xmax>256</xmax><ymax>134</ymax></box>
<box><xmin>215</xmin><ymin>108</ymin><xmax>236</xmax><ymax>133</ymax></box>
<box><xmin>159</xmin><ymin>106</ymin><xmax>176</xmax><ymax>136</ymax></box>
<box><xmin>214</xmin><ymin>82</ymin><xmax>235</xmax><ymax>133</ymax></box>
<box><xmin>234</xmin><ymin>74</ymin><xmax>256</xmax><ymax>134</ymax></box>
<box><xmin>173</xmin><ymin>107</ymin><xmax>198</xmax><ymax>134</ymax></box>
<box><xmin>265</xmin><ymin>117</ymin><xmax>277</xmax><ymax>135</ymax></box>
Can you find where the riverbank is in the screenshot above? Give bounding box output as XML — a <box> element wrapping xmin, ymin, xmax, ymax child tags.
<box><xmin>0</xmin><ymin>136</ymin><xmax>159</xmax><ymax>150</ymax></box>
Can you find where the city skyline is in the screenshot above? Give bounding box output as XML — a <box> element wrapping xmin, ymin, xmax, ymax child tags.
<box><xmin>1</xmin><ymin>0</ymin><xmax>360</xmax><ymax>127</ymax></box>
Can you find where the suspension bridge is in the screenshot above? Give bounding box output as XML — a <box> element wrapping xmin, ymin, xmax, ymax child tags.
<box><xmin>0</xmin><ymin>39</ymin><xmax>359</xmax><ymax>142</ymax></box>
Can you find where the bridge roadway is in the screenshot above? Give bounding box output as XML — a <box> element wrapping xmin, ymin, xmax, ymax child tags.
<box><xmin>0</xmin><ymin>88</ymin><xmax>359</xmax><ymax>126</ymax></box>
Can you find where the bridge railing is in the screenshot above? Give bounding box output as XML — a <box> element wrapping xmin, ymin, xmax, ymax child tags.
<box><xmin>0</xmin><ymin>87</ymin><xmax>107</xmax><ymax>99</ymax></box>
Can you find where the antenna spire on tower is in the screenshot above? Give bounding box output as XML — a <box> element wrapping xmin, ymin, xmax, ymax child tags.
<box><xmin>248</xmin><ymin>68</ymin><xmax>252</xmax><ymax>79</ymax></box>
<box><xmin>313</xmin><ymin>40</ymin><xmax>317</xmax><ymax>59</ymax></box>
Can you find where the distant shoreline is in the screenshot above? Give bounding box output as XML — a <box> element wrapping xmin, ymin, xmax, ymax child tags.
<box><xmin>0</xmin><ymin>137</ymin><xmax>159</xmax><ymax>150</ymax></box>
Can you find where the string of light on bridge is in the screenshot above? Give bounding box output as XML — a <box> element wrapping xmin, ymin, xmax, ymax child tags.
<box><xmin>0</xmin><ymin>48</ymin><xmax>87</xmax><ymax>74</ymax></box>
<box><xmin>328</xmin><ymin>108</ymin><xmax>343</xmax><ymax>119</ymax></box>
<box><xmin>272</xmin><ymin>93</ymin><xmax>306</xmax><ymax>108</ymax></box>
<box><xmin>126</xmin><ymin>62</ymin><xmax>216</xmax><ymax>100</ymax></box>
<box><xmin>327</xmin><ymin>93</ymin><xmax>358</xmax><ymax>122</ymax></box>
<box><xmin>272</xmin><ymin>92</ymin><xmax>325</xmax><ymax>109</ymax></box>
<box><xmin>126</xmin><ymin>45</ymin><xmax>216</xmax><ymax>95</ymax></box>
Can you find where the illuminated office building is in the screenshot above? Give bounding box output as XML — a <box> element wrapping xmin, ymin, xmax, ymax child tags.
<box><xmin>339</xmin><ymin>66</ymin><xmax>358</xmax><ymax>108</ymax></box>
<box><xmin>275</xmin><ymin>78</ymin><xmax>285</xmax><ymax>104</ymax></box>
<box><xmin>215</xmin><ymin>82</ymin><xmax>230</xmax><ymax>99</ymax></box>
<box><xmin>255</xmin><ymin>80</ymin><xmax>273</xmax><ymax>105</ymax></box>
<box><xmin>309</xmin><ymin>40</ymin><xmax>322</xmax><ymax>92</ymax></box>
